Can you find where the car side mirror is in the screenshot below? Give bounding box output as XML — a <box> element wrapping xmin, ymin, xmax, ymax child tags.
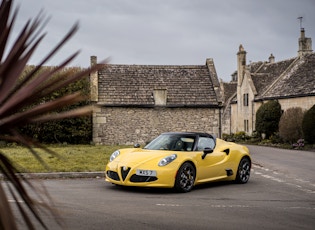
<box><xmin>202</xmin><ymin>148</ymin><xmax>213</xmax><ymax>159</ymax></box>
<box><xmin>134</xmin><ymin>143</ymin><xmax>140</xmax><ymax>148</ymax></box>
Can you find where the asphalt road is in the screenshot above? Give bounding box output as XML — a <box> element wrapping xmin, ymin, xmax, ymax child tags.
<box><xmin>5</xmin><ymin>145</ymin><xmax>315</xmax><ymax>230</ymax></box>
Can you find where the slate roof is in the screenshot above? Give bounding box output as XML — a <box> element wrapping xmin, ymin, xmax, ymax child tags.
<box><xmin>229</xmin><ymin>52</ymin><xmax>315</xmax><ymax>103</ymax></box>
<box><xmin>251</xmin><ymin>58</ymin><xmax>296</xmax><ymax>96</ymax></box>
<box><xmin>261</xmin><ymin>53</ymin><xmax>315</xmax><ymax>99</ymax></box>
<box><xmin>221</xmin><ymin>81</ymin><xmax>237</xmax><ymax>103</ymax></box>
<box><xmin>97</xmin><ymin>63</ymin><xmax>221</xmax><ymax>107</ymax></box>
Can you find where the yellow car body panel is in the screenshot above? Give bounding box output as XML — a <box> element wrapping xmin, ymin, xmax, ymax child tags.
<box><xmin>105</xmin><ymin>133</ymin><xmax>251</xmax><ymax>191</ymax></box>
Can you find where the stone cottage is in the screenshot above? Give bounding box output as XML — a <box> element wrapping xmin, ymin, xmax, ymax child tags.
<box><xmin>90</xmin><ymin>58</ymin><xmax>223</xmax><ymax>145</ymax></box>
<box><xmin>227</xmin><ymin>28</ymin><xmax>315</xmax><ymax>135</ymax></box>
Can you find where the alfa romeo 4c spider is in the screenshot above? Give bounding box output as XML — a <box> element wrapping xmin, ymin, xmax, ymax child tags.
<box><xmin>106</xmin><ymin>132</ymin><xmax>251</xmax><ymax>192</ymax></box>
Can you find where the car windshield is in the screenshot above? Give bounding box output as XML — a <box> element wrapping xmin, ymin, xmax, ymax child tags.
<box><xmin>144</xmin><ymin>134</ymin><xmax>196</xmax><ymax>151</ymax></box>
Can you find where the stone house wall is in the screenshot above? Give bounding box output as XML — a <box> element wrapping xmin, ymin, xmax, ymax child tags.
<box><xmin>230</xmin><ymin>96</ymin><xmax>315</xmax><ymax>135</ymax></box>
<box><xmin>93</xmin><ymin>106</ymin><xmax>221</xmax><ymax>145</ymax></box>
<box><xmin>277</xmin><ymin>96</ymin><xmax>315</xmax><ymax>112</ymax></box>
<box><xmin>221</xmin><ymin>105</ymin><xmax>231</xmax><ymax>135</ymax></box>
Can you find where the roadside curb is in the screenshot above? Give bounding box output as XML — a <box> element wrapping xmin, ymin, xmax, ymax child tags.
<box><xmin>2</xmin><ymin>163</ymin><xmax>263</xmax><ymax>180</ymax></box>
<box><xmin>0</xmin><ymin>171</ymin><xmax>105</xmax><ymax>180</ymax></box>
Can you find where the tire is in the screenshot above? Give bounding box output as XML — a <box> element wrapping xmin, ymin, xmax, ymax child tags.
<box><xmin>236</xmin><ymin>157</ymin><xmax>251</xmax><ymax>184</ymax></box>
<box><xmin>174</xmin><ymin>162</ymin><xmax>195</xmax><ymax>192</ymax></box>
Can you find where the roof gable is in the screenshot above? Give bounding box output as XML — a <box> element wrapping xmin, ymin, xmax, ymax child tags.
<box><xmin>98</xmin><ymin>64</ymin><xmax>220</xmax><ymax>107</ymax></box>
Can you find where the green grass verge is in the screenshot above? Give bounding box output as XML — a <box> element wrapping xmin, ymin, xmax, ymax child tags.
<box><xmin>1</xmin><ymin>145</ymin><xmax>132</xmax><ymax>173</ymax></box>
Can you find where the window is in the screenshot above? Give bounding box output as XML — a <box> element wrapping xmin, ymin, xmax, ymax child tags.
<box><xmin>197</xmin><ymin>137</ymin><xmax>215</xmax><ymax>151</ymax></box>
<box><xmin>243</xmin><ymin>93</ymin><xmax>249</xmax><ymax>106</ymax></box>
<box><xmin>144</xmin><ymin>134</ymin><xmax>195</xmax><ymax>151</ymax></box>
<box><xmin>244</xmin><ymin>120</ymin><xmax>249</xmax><ymax>132</ymax></box>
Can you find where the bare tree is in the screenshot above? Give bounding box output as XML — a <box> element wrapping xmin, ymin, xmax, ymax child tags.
<box><xmin>0</xmin><ymin>0</ymin><xmax>105</xmax><ymax>229</ymax></box>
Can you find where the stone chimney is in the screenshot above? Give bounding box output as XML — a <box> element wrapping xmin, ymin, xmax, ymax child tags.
<box><xmin>237</xmin><ymin>44</ymin><xmax>246</xmax><ymax>86</ymax></box>
<box><xmin>298</xmin><ymin>28</ymin><xmax>312</xmax><ymax>57</ymax></box>
<box><xmin>269</xmin><ymin>53</ymin><xmax>275</xmax><ymax>63</ymax></box>
<box><xmin>90</xmin><ymin>56</ymin><xmax>98</xmax><ymax>102</ymax></box>
<box><xmin>231</xmin><ymin>71</ymin><xmax>237</xmax><ymax>82</ymax></box>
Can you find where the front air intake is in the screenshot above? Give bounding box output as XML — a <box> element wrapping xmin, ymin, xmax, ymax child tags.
<box><xmin>120</xmin><ymin>167</ymin><xmax>131</xmax><ymax>181</ymax></box>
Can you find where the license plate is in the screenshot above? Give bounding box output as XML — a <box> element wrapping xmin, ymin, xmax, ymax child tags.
<box><xmin>136</xmin><ymin>169</ymin><xmax>157</xmax><ymax>177</ymax></box>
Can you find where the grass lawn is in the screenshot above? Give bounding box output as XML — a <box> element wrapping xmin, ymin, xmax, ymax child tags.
<box><xmin>1</xmin><ymin>145</ymin><xmax>132</xmax><ymax>173</ymax></box>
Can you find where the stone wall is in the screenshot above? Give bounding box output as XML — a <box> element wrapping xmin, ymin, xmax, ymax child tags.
<box><xmin>92</xmin><ymin>106</ymin><xmax>220</xmax><ymax>145</ymax></box>
<box><xmin>277</xmin><ymin>96</ymin><xmax>315</xmax><ymax>111</ymax></box>
<box><xmin>221</xmin><ymin>104</ymin><xmax>231</xmax><ymax>135</ymax></box>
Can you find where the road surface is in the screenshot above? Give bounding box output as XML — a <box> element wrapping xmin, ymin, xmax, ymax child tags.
<box><xmin>4</xmin><ymin>145</ymin><xmax>315</xmax><ymax>229</ymax></box>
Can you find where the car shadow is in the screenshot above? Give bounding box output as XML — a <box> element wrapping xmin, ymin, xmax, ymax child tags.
<box><xmin>106</xmin><ymin>184</ymin><xmax>176</xmax><ymax>194</ymax></box>
<box><xmin>106</xmin><ymin>180</ymin><xmax>238</xmax><ymax>194</ymax></box>
<box><xmin>194</xmin><ymin>181</ymin><xmax>236</xmax><ymax>191</ymax></box>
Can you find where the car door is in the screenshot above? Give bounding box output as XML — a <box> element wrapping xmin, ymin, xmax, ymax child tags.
<box><xmin>196</xmin><ymin>136</ymin><xmax>228</xmax><ymax>181</ymax></box>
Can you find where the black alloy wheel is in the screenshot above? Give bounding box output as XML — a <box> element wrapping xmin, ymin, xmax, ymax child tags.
<box><xmin>236</xmin><ymin>157</ymin><xmax>251</xmax><ymax>183</ymax></box>
<box><xmin>175</xmin><ymin>162</ymin><xmax>195</xmax><ymax>192</ymax></box>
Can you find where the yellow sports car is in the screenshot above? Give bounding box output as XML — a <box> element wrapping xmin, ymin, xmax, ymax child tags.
<box><xmin>105</xmin><ymin>132</ymin><xmax>251</xmax><ymax>192</ymax></box>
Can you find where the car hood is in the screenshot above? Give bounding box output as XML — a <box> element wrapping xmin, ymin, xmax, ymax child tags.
<box><xmin>115</xmin><ymin>148</ymin><xmax>176</xmax><ymax>165</ymax></box>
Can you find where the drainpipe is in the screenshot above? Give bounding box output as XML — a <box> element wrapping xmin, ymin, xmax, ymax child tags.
<box><xmin>229</xmin><ymin>105</ymin><xmax>232</xmax><ymax>135</ymax></box>
<box><xmin>219</xmin><ymin>107</ymin><xmax>222</xmax><ymax>138</ymax></box>
<box><xmin>251</xmin><ymin>100</ymin><xmax>254</xmax><ymax>134</ymax></box>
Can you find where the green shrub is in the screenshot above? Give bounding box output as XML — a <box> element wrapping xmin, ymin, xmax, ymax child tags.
<box><xmin>269</xmin><ymin>132</ymin><xmax>283</xmax><ymax>144</ymax></box>
<box><xmin>20</xmin><ymin>66</ymin><xmax>92</xmax><ymax>144</ymax></box>
<box><xmin>255</xmin><ymin>100</ymin><xmax>282</xmax><ymax>139</ymax></box>
<box><xmin>279</xmin><ymin>107</ymin><xmax>304</xmax><ymax>143</ymax></box>
<box><xmin>222</xmin><ymin>132</ymin><xmax>251</xmax><ymax>142</ymax></box>
<box><xmin>233</xmin><ymin>131</ymin><xmax>249</xmax><ymax>142</ymax></box>
<box><xmin>222</xmin><ymin>133</ymin><xmax>234</xmax><ymax>141</ymax></box>
<box><xmin>302</xmin><ymin>104</ymin><xmax>315</xmax><ymax>144</ymax></box>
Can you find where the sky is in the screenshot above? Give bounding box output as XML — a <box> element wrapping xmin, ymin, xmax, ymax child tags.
<box><xmin>8</xmin><ymin>0</ymin><xmax>315</xmax><ymax>82</ymax></box>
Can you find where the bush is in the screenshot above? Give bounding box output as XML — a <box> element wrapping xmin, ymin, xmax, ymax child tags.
<box><xmin>279</xmin><ymin>107</ymin><xmax>304</xmax><ymax>143</ymax></box>
<box><xmin>302</xmin><ymin>104</ymin><xmax>315</xmax><ymax>144</ymax></box>
<box><xmin>20</xmin><ymin>66</ymin><xmax>92</xmax><ymax>144</ymax></box>
<box><xmin>255</xmin><ymin>100</ymin><xmax>282</xmax><ymax>139</ymax></box>
<box><xmin>269</xmin><ymin>132</ymin><xmax>282</xmax><ymax>144</ymax></box>
<box><xmin>222</xmin><ymin>132</ymin><xmax>250</xmax><ymax>142</ymax></box>
<box><xmin>222</xmin><ymin>133</ymin><xmax>234</xmax><ymax>142</ymax></box>
<box><xmin>233</xmin><ymin>131</ymin><xmax>249</xmax><ymax>142</ymax></box>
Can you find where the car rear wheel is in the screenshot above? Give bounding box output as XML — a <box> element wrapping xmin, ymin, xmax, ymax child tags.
<box><xmin>236</xmin><ymin>157</ymin><xmax>251</xmax><ymax>183</ymax></box>
<box><xmin>175</xmin><ymin>162</ymin><xmax>195</xmax><ymax>192</ymax></box>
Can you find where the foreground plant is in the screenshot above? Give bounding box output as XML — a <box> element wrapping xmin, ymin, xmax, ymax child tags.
<box><xmin>0</xmin><ymin>0</ymin><xmax>105</xmax><ymax>229</ymax></box>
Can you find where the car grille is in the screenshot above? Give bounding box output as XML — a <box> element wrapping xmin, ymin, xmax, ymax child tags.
<box><xmin>106</xmin><ymin>171</ymin><xmax>119</xmax><ymax>181</ymax></box>
<box><xmin>120</xmin><ymin>167</ymin><xmax>131</xmax><ymax>181</ymax></box>
<box><xmin>107</xmin><ymin>169</ymin><xmax>158</xmax><ymax>183</ymax></box>
<box><xmin>130</xmin><ymin>174</ymin><xmax>158</xmax><ymax>183</ymax></box>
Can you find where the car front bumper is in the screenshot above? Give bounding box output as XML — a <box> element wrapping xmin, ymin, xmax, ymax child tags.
<box><xmin>105</xmin><ymin>162</ymin><xmax>178</xmax><ymax>188</ymax></box>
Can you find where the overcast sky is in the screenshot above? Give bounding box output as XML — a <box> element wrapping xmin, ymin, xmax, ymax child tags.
<box><xmin>10</xmin><ymin>0</ymin><xmax>315</xmax><ymax>81</ymax></box>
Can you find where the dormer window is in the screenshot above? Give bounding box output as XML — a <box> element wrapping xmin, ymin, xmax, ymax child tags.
<box><xmin>153</xmin><ymin>89</ymin><xmax>167</xmax><ymax>106</ymax></box>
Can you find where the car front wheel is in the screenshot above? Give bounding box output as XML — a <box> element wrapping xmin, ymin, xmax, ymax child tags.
<box><xmin>236</xmin><ymin>157</ymin><xmax>251</xmax><ymax>183</ymax></box>
<box><xmin>175</xmin><ymin>162</ymin><xmax>195</xmax><ymax>192</ymax></box>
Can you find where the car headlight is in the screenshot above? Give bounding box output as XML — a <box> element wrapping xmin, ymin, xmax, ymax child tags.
<box><xmin>109</xmin><ymin>150</ymin><xmax>120</xmax><ymax>162</ymax></box>
<box><xmin>158</xmin><ymin>154</ymin><xmax>177</xmax><ymax>166</ymax></box>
